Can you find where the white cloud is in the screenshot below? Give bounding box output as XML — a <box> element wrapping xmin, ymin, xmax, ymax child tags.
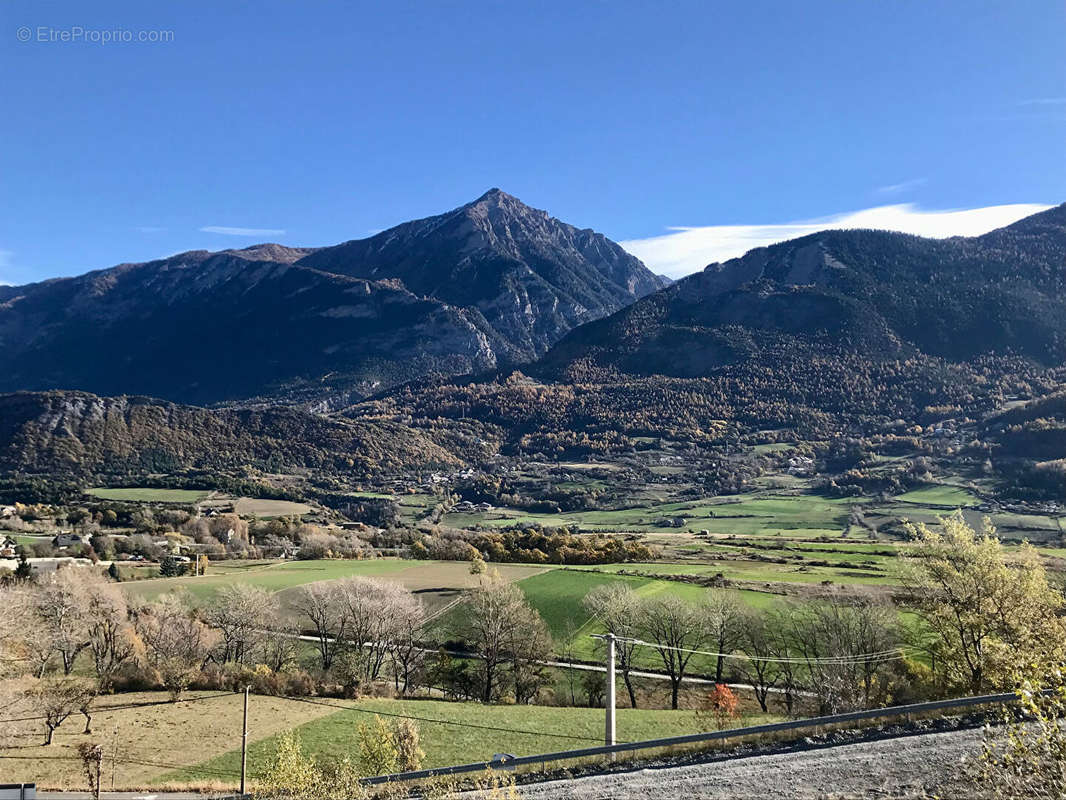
<box><xmin>876</xmin><ymin>177</ymin><xmax>927</xmax><ymax>195</ymax></box>
<box><xmin>620</xmin><ymin>202</ymin><xmax>1054</xmax><ymax>279</ymax></box>
<box><xmin>200</xmin><ymin>226</ymin><xmax>286</xmax><ymax>237</ymax></box>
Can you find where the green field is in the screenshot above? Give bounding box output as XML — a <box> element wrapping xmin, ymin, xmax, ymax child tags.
<box><xmin>87</xmin><ymin>487</ymin><xmax>211</xmax><ymax>503</ymax></box>
<box><xmin>123</xmin><ymin>559</ymin><xmax>547</xmax><ymax>620</ymax></box>
<box><xmin>893</xmin><ymin>485</ymin><xmax>980</xmax><ymax>508</ymax></box>
<box><xmin>230</xmin><ymin>497</ymin><xmax>312</xmax><ymax>518</ymax></box>
<box><xmin>442</xmin><ymin>492</ymin><xmax>858</xmax><ymax>537</ymax></box>
<box><xmin>502</xmin><ymin>568</ymin><xmax>780</xmax><ymax>660</ymax></box>
<box><xmin>162</xmin><ymin>697</ymin><xmax>777</xmax><ymax>783</ymax></box>
<box><xmin>515</xmin><ymin>569</ymin><xmax>652</xmax><ymax>638</ymax></box>
<box><xmin>123</xmin><ymin>559</ymin><xmax>420</xmax><ymax>602</ymax></box>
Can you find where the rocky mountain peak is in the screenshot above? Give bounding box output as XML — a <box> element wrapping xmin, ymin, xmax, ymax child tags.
<box><xmin>0</xmin><ymin>191</ymin><xmax>667</xmax><ymax>405</ymax></box>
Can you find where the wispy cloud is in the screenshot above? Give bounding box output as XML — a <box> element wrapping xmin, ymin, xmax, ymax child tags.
<box><xmin>1019</xmin><ymin>98</ymin><xmax>1066</xmax><ymax>106</ymax></box>
<box><xmin>620</xmin><ymin>202</ymin><xmax>1054</xmax><ymax>279</ymax></box>
<box><xmin>875</xmin><ymin>177</ymin><xmax>927</xmax><ymax>195</ymax></box>
<box><xmin>200</xmin><ymin>226</ymin><xmax>286</xmax><ymax>237</ymax></box>
<box><xmin>137</xmin><ymin>226</ymin><xmax>167</xmax><ymax>234</ymax></box>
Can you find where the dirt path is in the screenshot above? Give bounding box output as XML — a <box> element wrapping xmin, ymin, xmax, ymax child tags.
<box><xmin>507</xmin><ymin>726</ymin><xmax>983</xmax><ymax>799</ymax></box>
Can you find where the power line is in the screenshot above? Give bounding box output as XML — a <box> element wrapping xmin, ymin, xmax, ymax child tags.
<box><xmin>279</xmin><ymin>694</ymin><xmax>617</xmax><ymax>745</ymax></box>
<box><xmin>615</xmin><ymin>637</ymin><xmax>916</xmax><ymax>665</ymax></box>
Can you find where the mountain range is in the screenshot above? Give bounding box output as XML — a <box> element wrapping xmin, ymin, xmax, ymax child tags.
<box><xmin>0</xmin><ymin>190</ymin><xmax>666</xmax><ymax>407</ymax></box>
<box><xmin>2</xmin><ymin>198</ymin><xmax>1066</xmax><ymax>480</ymax></box>
<box><xmin>539</xmin><ymin>203</ymin><xmax>1066</xmax><ymax>380</ymax></box>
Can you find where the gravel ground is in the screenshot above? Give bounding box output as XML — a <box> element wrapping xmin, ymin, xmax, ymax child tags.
<box><xmin>500</xmin><ymin>726</ymin><xmax>984</xmax><ymax>799</ymax></box>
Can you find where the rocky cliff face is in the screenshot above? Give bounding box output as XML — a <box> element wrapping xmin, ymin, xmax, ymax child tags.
<box><xmin>297</xmin><ymin>189</ymin><xmax>669</xmax><ymax>361</ymax></box>
<box><xmin>0</xmin><ymin>190</ymin><xmax>663</xmax><ymax>405</ymax></box>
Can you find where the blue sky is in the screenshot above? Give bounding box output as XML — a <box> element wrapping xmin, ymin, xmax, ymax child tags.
<box><xmin>1</xmin><ymin>0</ymin><xmax>1063</xmax><ymax>283</ymax></box>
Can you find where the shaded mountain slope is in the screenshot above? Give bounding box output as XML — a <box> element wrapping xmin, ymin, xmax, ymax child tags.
<box><xmin>351</xmin><ymin>204</ymin><xmax>1066</xmax><ymax>460</ymax></box>
<box><xmin>539</xmin><ymin>203</ymin><xmax>1066</xmax><ymax>380</ymax></box>
<box><xmin>0</xmin><ymin>391</ymin><xmax>459</xmax><ymax>477</ymax></box>
<box><xmin>0</xmin><ymin>249</ymin><xmax>504</xmax><ymax>405</ymax></box>
<box><xmin>0</xmin><ymin>191</ymin><xmax>663</xmax><ymax>406</ymax></box>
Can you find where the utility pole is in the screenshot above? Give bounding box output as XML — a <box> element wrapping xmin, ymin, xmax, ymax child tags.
<box><xmin>590</xmin><ymin>633</ymin><xmax>618</xmax><ymax>756</ymax></box>
<box><xmin>605</xmin><ymin>633</ymin><xmax>616</xmax><ymax>752</ymax></box>
<box><xmin>240</xmin><ymin>685</ymin><xmax>249</xmax><ymax>796</ymax></box>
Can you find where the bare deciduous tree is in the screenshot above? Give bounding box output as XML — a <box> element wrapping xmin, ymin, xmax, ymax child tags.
<box><xmin>292</xmin><ymin>582</ymin><xmax>348</xmax><ymax>671</ymax></box>
<box><xmin>134</xmin><ymin>593</ymin><xmax>217</xmax><ymax>700</ymax></box>
<box><xmin>583</xmin><ymin>583</ymin><xmax>642</xmax><ymax>707</ymax></box>
<box><xmin>388</xmin><ymin>593</ymin><xmax>427</xmax><ymax>696</ymax></box>
<box><xmin>26</xmin><ymin>677</ymin><xmax>97</xmax><ymax>745</ymax></box>
<box><xmin>705</xmin><ymin>592</ymin><xmax>743</xmax><ymax>683</ymax></box>
<box><xmin>34</xmin><ymin>568</ymin><xmax>92</xmax><ymax>674</ymax></box>
<box><xmin>637</xmin><ymin>594</ymin><xmax>710</xmax><ymax>710</ymax></box>
<box><xmin>736</xmin><ymin>609</ymin><xmax>780</xmax><ymax>712</ymax></box>
<box><xmin>464</xmin><ymin>570</ymin><xmax>550</xmax><ymax>703</ymax></box>
<box><xmin>787</xmin><ymin>599</ymin><xmax>898</xmax><ymax>714</ymax></box>
<box><xmin>766</xmin><ymin>606</ymin><xmax>801</xmax><ymax>716</ymax></box>
<box><xmin>0</xmin><ymin>586</ymin><xmax>49</xmax><ymax>677</ymax></box>
<box><xmin>208</xmin><ymin>584</ymin><xmax>275</xmax><ymax>665</ymax></box>
<box><xmin>506</xmin><ymin>603</ymin><xmax>552</xmax><ymax>704</ymax></box>
<box><xmin>337</xmin><ymin>577</ymin><xmax>407</xmax><ymax>685</ymax></box>
<box><xmin>261</xmin><ymin>614</ymin><xmax>301</xmax><ymax>673</ymax></box>
<box><xmin>83</xmin><ymin>575</ymin><xmax>142</xmax><ymax>690</ymax></box>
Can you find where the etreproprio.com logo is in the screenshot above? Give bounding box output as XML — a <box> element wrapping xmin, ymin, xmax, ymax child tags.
<box><xmin>16</xmin><ymin>25</ymin><xmax>175</xmax><ymax>44</ymax></box>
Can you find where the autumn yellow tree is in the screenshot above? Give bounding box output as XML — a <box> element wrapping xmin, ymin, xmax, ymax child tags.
<box><xmin>900</xmin><ymin>513</ymin><xmax>1065</xmax><ymax>694</ymax></box>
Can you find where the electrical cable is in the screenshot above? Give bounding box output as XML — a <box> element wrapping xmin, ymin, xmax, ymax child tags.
<box><xmin>612</xmin><ymin>636</ymin><xmax>917</xmax><ymax>665</ymax></box>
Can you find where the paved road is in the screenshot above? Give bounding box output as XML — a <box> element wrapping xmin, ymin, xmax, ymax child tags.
<box><xmin>502</xmin><ymin>726</ymin><xmax>983</xmax><ymax>799</ymax></box>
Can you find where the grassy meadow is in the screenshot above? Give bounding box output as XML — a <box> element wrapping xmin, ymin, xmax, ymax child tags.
<box><xmin>87</xmin><ymin>487</ymin><xmax>212</xmax><ymax>503</ymax></box>
<box><xmin>161</xmin><ymin>696</ymin><xmax>779</xmax><ymax>786</ymax></box>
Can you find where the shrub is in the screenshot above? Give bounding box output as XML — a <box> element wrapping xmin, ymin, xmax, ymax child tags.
<box><xmin>283</xmin><ymin>669</ymin><xmax>315</xmax><ymax>697</ymax></box>
<box><xmin>109</xmin><ymin>662</ymin><xmax>162</xmax><ymax>693</ymax></box>
<box><xmin>703</xmin><ymin>683</ymin><xmax>739</xmax><ymax>730</ymax></box>
<box><xmin>355</xmin><ymin>715</ymin><xmax>427</xmax><ymax>777</ymax></box>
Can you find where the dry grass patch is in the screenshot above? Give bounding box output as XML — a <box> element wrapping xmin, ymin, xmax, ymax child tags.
<box><xmin>0</xmin><ymin>691</ymin><xmax>336</xmax><ymax>791</ymax></box>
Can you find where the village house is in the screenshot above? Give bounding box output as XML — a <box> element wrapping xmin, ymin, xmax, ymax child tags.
<box><xmin>52</xmin><ymin>532</ymin><xmax>84</xmax><ymax>549</ymax></box>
